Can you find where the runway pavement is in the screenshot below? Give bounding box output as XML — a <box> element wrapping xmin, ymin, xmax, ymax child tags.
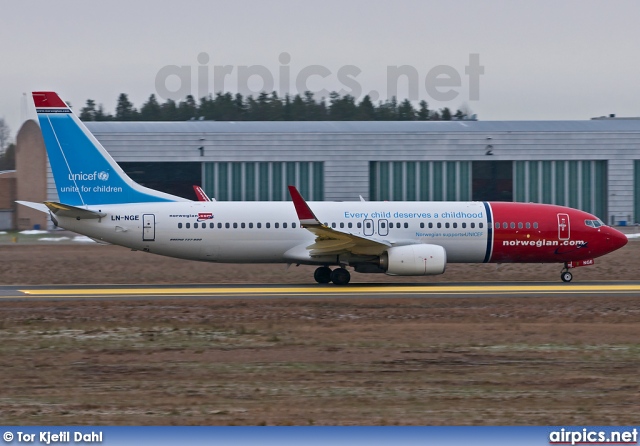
<box><xmin>2</xmin><ymin>282</ymin><xmax>640</xmax><ymax>300</ymax></box>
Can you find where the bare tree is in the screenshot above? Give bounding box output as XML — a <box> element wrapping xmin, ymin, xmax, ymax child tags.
<box><xmin>0</xmin><ymin>118</ymin><xmax>10</xmax><ymax>154</ymax></box>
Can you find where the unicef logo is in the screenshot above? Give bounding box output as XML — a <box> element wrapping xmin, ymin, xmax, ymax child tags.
<box><xmin>98</xmin><ymin>171</ymin><xmax>109</xmax><ymax>181</ymax></box>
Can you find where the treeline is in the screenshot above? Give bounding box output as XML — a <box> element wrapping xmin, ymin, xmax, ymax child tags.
<box><xmin>79</xmin><ymin>91</ymin><xmax>473</xmax><ymax>122</ymax></box>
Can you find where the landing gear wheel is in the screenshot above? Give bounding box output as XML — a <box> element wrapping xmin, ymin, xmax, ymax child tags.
<box><xmin>330</xmin><ymin>268</ymin><xmax>351</xmax><ymax>285</ymax></box>
<box><xmin>314</xmin><ymin>266</ymin><xmax>332</xmax><ymax>284</ymax></box>
<box><xmin>561</xmin><ymin>271</ymin><xmax>573</xmax><ymax>283</ymax></box>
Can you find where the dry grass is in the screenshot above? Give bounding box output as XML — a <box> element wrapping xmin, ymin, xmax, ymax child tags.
<box><xmin>0</xmin><ymin>297</ymin><xmax>639</xmax><ymax>425</ymax></box>
<box><xmin>0</xmin><ymin>242</ymin><xmax>639</xmax><ymax>425</ymax></box>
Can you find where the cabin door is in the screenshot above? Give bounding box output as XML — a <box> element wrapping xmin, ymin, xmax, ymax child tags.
<box><xmin>143</xmin><ymin>214</ymin><xmax>156</xmax><ymax>241</ymax></box>
<box><xmin>557</xmin><ymin>213</ymin><xmax>570</xmax><ymax>240</ymax></box>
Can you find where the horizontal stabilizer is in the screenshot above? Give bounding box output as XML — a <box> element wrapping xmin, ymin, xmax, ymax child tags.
<box><xmin>16</xmin><ymin>201</ymin><xmax>49</xmax><ymax>214</ymax></box>
<box><xmin>44</xmin><ymin>202</ymin><xmax>106</xmax><ymax>219</ymax></box>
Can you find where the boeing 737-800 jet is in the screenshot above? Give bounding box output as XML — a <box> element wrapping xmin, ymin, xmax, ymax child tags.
<box><xmin>19</xmin><ymin>91</ymin><xmax>628</xmax><ymax>285</ymax></box>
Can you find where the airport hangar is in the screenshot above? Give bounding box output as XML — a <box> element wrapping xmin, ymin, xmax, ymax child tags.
<box><xmin>12</xmin><ymin>118</ymin><xmax>640</xmax><ymax>231</ymax></box>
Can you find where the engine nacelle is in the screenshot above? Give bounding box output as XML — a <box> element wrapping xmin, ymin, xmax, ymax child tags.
<box><xmin>380</xmin><ymin>244</ymin><xmax>447</xmax><ymax>276</ymax></box>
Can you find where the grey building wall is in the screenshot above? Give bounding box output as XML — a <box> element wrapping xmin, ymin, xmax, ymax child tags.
<box><xmin>45</xmin><ymin>120</ymin><xmax>640</xmax><ymax>224</ymax></box>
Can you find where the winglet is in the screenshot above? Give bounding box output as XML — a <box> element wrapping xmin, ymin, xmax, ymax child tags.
<box><xmin>288</xmin><ymin>185</ymin><xmax>321</xmax><ymax>226</ymax></box>
<box><xmin>193</xmin><ymin>185</ymin><xmax>211</xmax><ymax>201</ymax></box>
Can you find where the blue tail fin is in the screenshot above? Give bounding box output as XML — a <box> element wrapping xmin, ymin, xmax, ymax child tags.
<box><xmin>33</xmin><ymin>91</ymin><xmax>187</xmax><ymax>206</ymax></box>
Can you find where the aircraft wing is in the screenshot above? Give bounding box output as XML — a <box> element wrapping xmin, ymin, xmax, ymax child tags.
<box><xmin>288</xmin><ymin>186</ymin><xmax>391</xmax><ymax>256</ymax></box>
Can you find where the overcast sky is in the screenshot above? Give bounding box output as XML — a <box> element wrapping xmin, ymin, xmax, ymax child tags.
<box><xmin>1</xmin><ymin>0</ymin><xmax>639</xmax><ymax>140</ymax></box>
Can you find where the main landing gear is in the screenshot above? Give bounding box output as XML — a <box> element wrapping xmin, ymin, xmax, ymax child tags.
<box><xmin>314</xmin><ymin>266</ymin><xmax>351</xmax><ymax>285</ymax></box>
<box><xmin>561</xmin><ymin>270</ymin><xmax>573</xmax><ymax>283</ymax></box>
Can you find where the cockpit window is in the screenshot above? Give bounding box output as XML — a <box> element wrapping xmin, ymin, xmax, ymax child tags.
<box><xmin>585</xmin><ymin>219</ymin><xmax>603</xmax><ymax>228</ymax></box>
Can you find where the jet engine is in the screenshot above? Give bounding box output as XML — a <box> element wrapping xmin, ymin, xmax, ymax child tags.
<box><xmin>379</xmin><ymin>244</ymin><xmax>447</xmax><ymax>276</ymax></box>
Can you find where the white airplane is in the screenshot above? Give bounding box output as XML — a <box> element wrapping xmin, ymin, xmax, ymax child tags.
<box><xmin>19</xmin><ymin>91</ymin><xmax>628</xmax><ymax>285</ymax></box>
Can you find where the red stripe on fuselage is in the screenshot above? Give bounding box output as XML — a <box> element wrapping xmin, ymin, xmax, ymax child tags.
<box><xmin>488</xmin><ymin>202</ymin><xmax>626</xmax><ymax>263</ymax></box>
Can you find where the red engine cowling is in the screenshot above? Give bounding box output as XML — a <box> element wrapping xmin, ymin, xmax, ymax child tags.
<box><xmin>379</xmin><ymin>244</ymin><xmax>447</xmax><ymax>276</ymax></box>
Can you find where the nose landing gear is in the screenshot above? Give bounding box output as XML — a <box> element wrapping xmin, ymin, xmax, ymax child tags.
<box><xmin>561</xmin><ymin>269</ymin><xmax>573</xmax><ymax>283</ymax></box>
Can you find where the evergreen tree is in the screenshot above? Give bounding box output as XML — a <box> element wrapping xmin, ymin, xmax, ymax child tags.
<box><xmin>376</xmin><ymin>97</ymin><xmax>398</xmax><ymax>120</ymax></box>
<box><xmin>140</xmin><ymin>94</ymin><xmax>162</xmax><ymax>120</ymax></box>
<box><xmin>357</xmin><ymin>95</ymin><xmax>376</xmax><ymax>120</ymax></box>
<box><xmin>440</xmin><ymin>107</ymin><xmax>452</xmax><ymax>121</ymax></box>
<box><xmin>398</xmin><ymin>99</ymin><xmax>416</xmax><ymax>121</ymax></box>
<box><xmin>0</xmin><ymin>143</ymin><xmax>15</xmax><ymax>170</ymax></box>
<box><xmin>115</xmin><ymin>93</ymin><xmax>137</xmax><ymax>120</ymax></box>
<box><xmin>177</xmin><ymin>95</ymin><xmax>198</xmax><ymax>120</ymax></box>
<box><xmin>290</xmin><ymin>94</ymin><xmax>307</xmax><ymax>120</ymax></box>
<box><xmin>417</xmin><ymin>100</ymin><xmax>429</xmax><ymax>120</ymax></box>
<box><xmin>79</xmin><ymin>99</ymin><xmax>97</xmax><ymax>121</ymax></box>
<box><xmin>160</xmin><ymin>99</ymin><xmax>179</xmax><ymax>120</ymax></box>
<box><xmin>329</xmin><ymin>92</ymin><xmax>357</xmax><ymax>120</ymax></box>
<box><xmin>283</xmin><ymin>94</ymin><xmax>293</xmax><ymax>121</ymax></box>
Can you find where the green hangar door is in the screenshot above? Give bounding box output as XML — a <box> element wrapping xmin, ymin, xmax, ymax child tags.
<box><xmin>370</xmin><ymin>160</ymin><xmax>607</xmax><ymax>221</ymax></box>
<box><xmin>510</xmin><ymin>160</ymin><xmax>607</xmax><ymax>221</ymax></box>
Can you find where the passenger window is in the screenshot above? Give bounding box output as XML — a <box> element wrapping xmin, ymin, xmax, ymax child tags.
<box><xmin>470</xmin><ymin>222</ymin><xmax>475</xmax><ymax>228</ymax></box>
<box><xmin>366</xmin><ymin>222</ymin><xmax>371</xmax><ymax>228</ymax></box>
<box><xmin>462</xmin><ymin>222</ymin><xmax>467</xmax><ymax>228</ymax></box>
<box><xmin>331</xmin><ymin>222</ymin><xmax>336</xmax><ymax>228</ymax></box>
<box><xmin>202</xmin><ymin>224</ymin><xmax>206</xmax><ymax>229</ymax></box>
<box><xmin>194</xmin><ymin>223</ymin><xmax>199</xmax><ymax>228</ymax></box>
<box><xmin>428</xmin><ymin>223</ymin><xmax>433</xmax><ymax>229</ymax></box>
<box><xmin>249</xmin><ymin>223</ymin><xmax>253</xmax><ymax>228</ymax></box>
<box><xmin>178</xmin><ymin>223</ymin><xmax>182</xmax><ymax>229</ymax></box>
<box><xmin>518</xmin><ymin>222</ymin><xmax>523</xmax><ymax>229</ymax></box>
<box><xmin>453</xmin><ymin>222</ymin><xmax>457</xmax><ymax>229</ymax></box>
<box><xmin>526</xmin><ymin>222</ymin><xmax>530</xmax><ymax>229</ymax></box>
<box><xmin>437</xmin><ymin>223</ymin><xmax>442</xmax><ymax>228</ymax></box>
<box><xmin>186</xmin><ymin>223</ymin><xmax>190</xmax><ymax>229</ymax></box>
<box><xmin>292</xmin><ymin>223</ymin><xmax>297</xmax><ymax>228</ymax></box>
<box><xmin>266</xmin><ymin>223</ymin><xmax>271</xmax><ymax>228</ymax></box>
<box><xmin>533</xmin><ymin>222</ymin><xmax>538</xmax><ymax>229</ymax></box>
<box><xmin>348</xmin><ymin>222</ymin><xmax>353</xmax><ymax>228</ymax></box>
<box><xmin>210</xmin><ymin>222</ymin><xmax>214</xmax><ymax>228</ymax></box>
<box><xmin>225</xmin><ymin>223</ymin><xmax>230</xmax><ymax>229</ymax></box>
<box><xmin>396</xmin><ymin>223</ymin><xmax>401</xmax><ymax>228</ymax></box>
<box><xmin>257</xmin><ymin>223</ymin><xmax>262</xmax><ymax>228</ymax></box>
<box><xmin>495</xmin><ymin>222</ymin><xmax>500</xmax><ymax>229</ymax></box>
<box><xmin>479</xmin><ymin>222</ymin><xmax>484</xmax><ymax>228</ymax></box>
<box><xmin>218</xmin><ymin>222</ymin><xmax>222</xmax><ymax>229</ymax></box>
<box><xmin>510</xmin><ymin>222</ymin><xmax>515</xmax><ymax>229</ymax></box>
<box><xmin>420</xmin><ymin>222</ymin><xmax>424</xmax><ymax>229</ymax></box>
<box><xmin>404</xmin><ymin>223</ymin><xmax>408</xmax><ymax>228</ymax></box>
<box><xmin>241</xmin><ymin>223</ymin><xmax>245</xmax><ymax>228</ymax></box>
<box><xmin>283</xmin><ymin>223</ymin><xmax>287</xmax><ymax>228</ymax></box>
<box><xmin>356</xmin><ymin>222</ymin><xmax>361</xmax><ymax>228</ymax></box>
<box><xmin>275</xmin><ymin>223</ymin><xmax>279</xmax><ymax>228</ymax></box>
<box><xmin>381</xmin><ymin>222</ymin><xmax>386</xmax><ymax>228</ymax></box>
<box><xmin>445</xmin><ymin>222</ymin><xmax>450</xmax><ymax>228</ymax></box>
<box><xmin>233</xmin><ymin>223</ymin><xmax>238</xmax><ymax>228</ymax></box>
<box><xmin>339</xmin><ymin>222</ymin><xmax>344</xmax><ymax>228</ymax></box>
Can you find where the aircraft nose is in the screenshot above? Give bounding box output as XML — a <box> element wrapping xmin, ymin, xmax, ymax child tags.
<box><xmin>606</xmin><ymin>227</ymin><xmax>628</xmax><ymax>250</ymax></box>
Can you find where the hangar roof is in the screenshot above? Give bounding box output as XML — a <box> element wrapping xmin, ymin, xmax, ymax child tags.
<box><xmin>85</xmin><ymin>120</ymin><xmax>640</xmax><ymax>134</ymax></box>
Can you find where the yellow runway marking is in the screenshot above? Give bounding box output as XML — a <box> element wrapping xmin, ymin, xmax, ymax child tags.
<box><xmin>16</xmin><ymin>284</ymin><xmax>640</xmax><ymax>297</ymax></box>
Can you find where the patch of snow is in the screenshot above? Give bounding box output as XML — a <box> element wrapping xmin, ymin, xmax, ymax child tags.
<box><xmin>19</xmin><ymin>230</ymin><xmax>49</xmax><ymax>235</ymax></box>
<box><xmin>73</xmin><ymin>236</ymin><xmax>95</xmax><ymax>243</ymax></box>
<box><xmin>38</xmin><ymin>237</ymin><xmax>71</xmax><ymax>242</ymax></box>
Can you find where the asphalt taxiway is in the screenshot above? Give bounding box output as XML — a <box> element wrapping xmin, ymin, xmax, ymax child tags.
<box><xmin>2</xmin><ymin>282</ymin><xmax>640</xmax><ymax>301</ymax></box>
